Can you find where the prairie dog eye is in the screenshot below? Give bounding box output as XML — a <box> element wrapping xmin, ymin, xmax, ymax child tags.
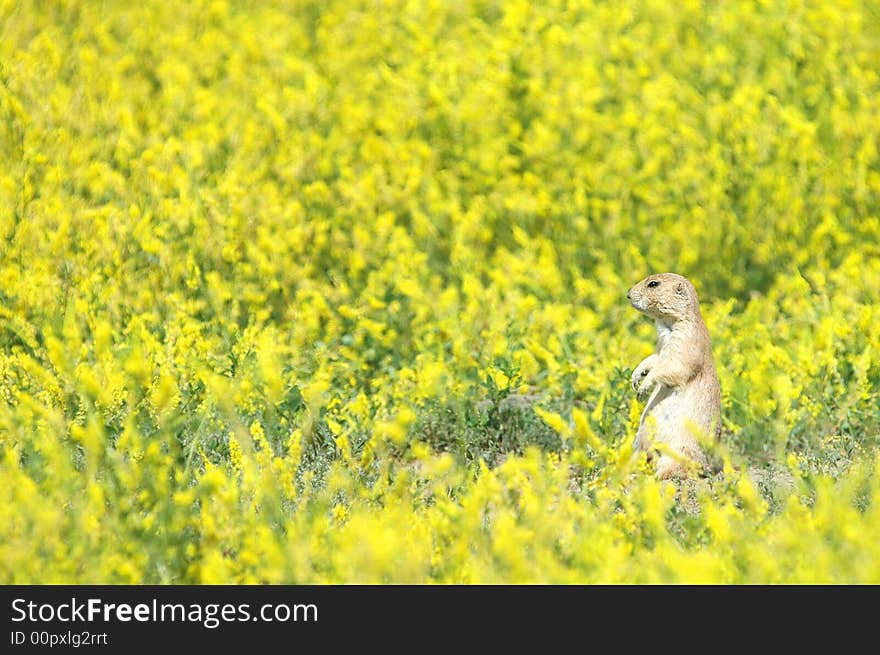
<box><xmin>647</xmin><ymin>280</ymin><xmax>660</xmax><ymax>288</ymax></box>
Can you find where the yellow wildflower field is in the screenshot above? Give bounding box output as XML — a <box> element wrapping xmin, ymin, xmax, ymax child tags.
<box><xmin>1</xmin><ymin>0</ymin><xmax>879</xmax><ymax>583</ymax></box>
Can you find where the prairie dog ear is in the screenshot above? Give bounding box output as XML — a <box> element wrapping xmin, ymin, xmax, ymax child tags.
<box><xmin>675</xmin><ymin>282</ymin><xmax>687</xmax><ymax>297</ymax></box>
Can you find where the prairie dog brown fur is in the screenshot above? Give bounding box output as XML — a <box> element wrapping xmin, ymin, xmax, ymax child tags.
<box><xmin>627</xmin><ymin>273</ymin><xmax>721</xmax><ymax>479</ymax></box>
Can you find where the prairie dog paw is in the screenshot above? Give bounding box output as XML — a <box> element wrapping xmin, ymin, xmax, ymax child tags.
<box><xmin>635</xmin><ymin>374</ymin><xmax>655</xmax><ymax>400</ymax></box>
<box><xmin>631</xmin><ymin>363</ymin><xmax>651</xmax><ymax>391</ymax></box>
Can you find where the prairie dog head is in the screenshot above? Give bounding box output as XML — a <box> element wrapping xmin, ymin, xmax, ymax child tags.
<box><xmin>627</xmin><ymin>272</ymin><xmax>701</xmax><ymax>322</ymax></box>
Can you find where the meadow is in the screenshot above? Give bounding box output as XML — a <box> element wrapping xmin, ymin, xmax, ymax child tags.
<box><xmin>1</xmin><ymin>0</ymin><xmax>879</xmax><ymax>583</ymax></box>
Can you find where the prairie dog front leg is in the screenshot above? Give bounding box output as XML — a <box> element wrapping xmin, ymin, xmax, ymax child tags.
<box><xmin>631</xmin><ymin>353</ymin><xmax>657</xmax><ymax>393</ymax></box>
<box><xmin>637</xmin><ymin>349</ymin><xmax>700</xmax><ymax>399</ymax></box>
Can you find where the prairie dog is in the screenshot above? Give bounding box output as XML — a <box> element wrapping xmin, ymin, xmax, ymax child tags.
<box><xmin>627</xmin><ymin>273</ymin><xmax>721</xmax><ymax>479</ymax></box>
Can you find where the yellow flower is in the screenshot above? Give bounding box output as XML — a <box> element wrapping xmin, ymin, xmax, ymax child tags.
<box><xmin>228</xmin><ymin>434</ymin><xmax>243</xmax><ymax>475</ymax></box>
